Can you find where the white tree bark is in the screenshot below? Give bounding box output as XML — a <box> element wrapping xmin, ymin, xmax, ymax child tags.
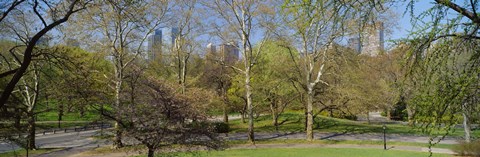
<box><xmin>462</xmin><ymin>102</ymin><xmax>471</xmax><ymax>142</ymax></box>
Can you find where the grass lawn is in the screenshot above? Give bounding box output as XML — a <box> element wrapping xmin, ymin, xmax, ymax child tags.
<box><xmin>136</xmin><ymin>147</ymin><xmax>452</xmax><ymax>157</ymax></box>
<box><xmin>228</xmin><ymin>112</ymin><xmax>479</xmax><ymax>137</ymax></box>
<box><xmin>0</xmin><ymin>148</ymin><xmax>60</xmax><ymax>157</ymax></box>
<box><xmin>36</xmin><ymin>111</ymin><xmax>100</xmax><ymax>121</ymax></box>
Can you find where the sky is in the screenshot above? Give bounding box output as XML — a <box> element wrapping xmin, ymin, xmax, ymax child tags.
<box><xmin>388</xmin><ymin>1</ymin><xmax>435</xmax><ymax>42</ymax></box>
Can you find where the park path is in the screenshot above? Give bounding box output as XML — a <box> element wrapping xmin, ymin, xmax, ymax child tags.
<box><xmin>222</xmin><ymin>132</ymin><xmax>459</xmax><ymax>144</ymax></box>
<box><xmin>54</xmin><ymin>130</ymin><xmax>458</xmax><ymax>157</ymax></box>
<box><xmin>3</xmin><ymin>112</ymin><xmax>461</xmax><ymax>156</ymax></box>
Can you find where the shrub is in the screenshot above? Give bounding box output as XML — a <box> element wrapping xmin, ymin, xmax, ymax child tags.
<box><xmin>452</xmin><ymin>140</ymin><xmax>480</xmax><ymax>157</ymax></box>
<box><xmin>212</xmin><ymin>122</ymin><xmax>230</xmax><ymax>133</ymax></box>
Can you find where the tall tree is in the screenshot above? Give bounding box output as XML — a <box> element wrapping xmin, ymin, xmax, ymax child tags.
<box><xmin>281</xmin><ymin>0</ymin><xmax>387</xmax><ymax>141</ymax></box>
<box><xmin>404</xmin><ymin>0</ymin><xmax>480</xmax><ymax>144</ymax></box>
<box><xmin>0</xmin><ymin>0</ymin><xmax>91</xmax><ymax>109</ymax></box>
<box><xmin>253</xmin><ymin>40</ymin><xmax>298</xmax><ymax>131</ymax></box>
<box><xmin>171</xmin><ymin>0</ymin><xmax>201</xmax><ymax>94</ymax></box>
<box><xmin>206</xmin><ymin>0</ymin><xmax>274</xmax><ymax>144</ymax></box>
<box><xmin>70</xmin><ymin>0</ymin><xmax>169</xmax><ymax>148</ymax></box>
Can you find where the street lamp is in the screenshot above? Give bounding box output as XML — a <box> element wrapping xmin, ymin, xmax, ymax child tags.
<box><xmin>383</xmin><ymin>123</ymin><xmax>386</xmax><ymax>150</ymax></box>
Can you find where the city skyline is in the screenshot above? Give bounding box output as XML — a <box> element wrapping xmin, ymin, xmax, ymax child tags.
<box><xmin>147</xmin><ymin>27</ymin><xmax>179</xmax><ymax>61</ymax></box>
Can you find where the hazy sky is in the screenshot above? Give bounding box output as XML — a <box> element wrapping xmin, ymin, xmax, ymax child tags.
<box><xmin>389</xmin><ymin>1</ymin><xmax>434</xmax><ymax>41</ymax></box>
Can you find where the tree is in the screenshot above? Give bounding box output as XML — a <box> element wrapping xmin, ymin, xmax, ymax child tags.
<box><xmin>253</xmin><ymin>40</ymin><xmax>298</xmax><ymax>131</ymax></box>
<box><xmin>70</xmin><ymin>0</ymin><xmax>169</xmax><ymax>148</ymax></box>
<box><xmin>0</xmin><ymin>0</ymin><xmax>91</xmax><ymax>109</ymax></box>
<box><xmin>206</xmin><ymin>0</ymin><xmax>274</xmax><ymax>144</ymax></box>
<box><xmin>404</xmin><ymin>0</ymin><xmax>480</xmax><ymax>144</ymax></box>
<box><xmin>170</xmin><ymin>0</ymin><xmax>202</xmax><ymax>94</ymax></box>
<box><xmin>201</xmin><ymin>49</ymin><xmax>234</xmax><ymax>123</ymax></box>
<box><xmin>46</xmin><ymin>46</ymin><xmax>111</xmax><ymax>127</ymax></box>
<box><xmin>115</xmin><ymin>74</ymin><xmax>223</xmax><ymax>157</ymax></box>
<box><xmin>281</xmin><ymin>0</ymin><xmax>387</xmax><ymax>141</ymax></box>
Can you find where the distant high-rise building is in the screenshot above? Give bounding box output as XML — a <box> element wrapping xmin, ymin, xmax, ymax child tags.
<box><xmin>348</xmin><ymin>22</ymin><xmax>385</xmax><ymax>56</ymax></box>
<box><xmin>206</xmin><ymin>42</ymin><xmax>239</xmax><ymax>64</ymax></box>
<box><xmin>147</xmin><ymin>27</ymin><xmax>179</xmax><ymax>61</ymax></box>
<box><xmin>218</xmin><ymin>42</ymin><xmax>239</xmax><ymax>63</ymax></box>
<box><xmin>207</xmin><ymin>43</ymin><xmax>216</xmax><ymax>54</ymax></box>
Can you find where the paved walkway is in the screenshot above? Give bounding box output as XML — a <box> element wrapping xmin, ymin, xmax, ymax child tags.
<box><xmin>2</xmin><ymin>112</ymin><xmax>462</xmax><ymax>156</ymax></box>
<box><xmin>222</xmin><ymin>132</ymin><xmax>459</xmax><ymax>144</ymax></box>
<box><xmin>51</xmin><ymin>131</ymin><xmax>458</xmax><ymax>157</ymax></box>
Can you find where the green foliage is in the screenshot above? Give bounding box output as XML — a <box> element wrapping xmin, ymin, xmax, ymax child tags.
<box><xmin>403</xmin><ymin>1</ymin><xmax>480</xmax><ymax>142</ymax></box>
<box><xmin>389</xmin><ymin>101</ymin><xmax>407</xmax><ymax>121</ymax></box>
<box><xmin>212</xmin><ymin>122</ymin><xmax>230</xmax><ymax>133</ymax></box>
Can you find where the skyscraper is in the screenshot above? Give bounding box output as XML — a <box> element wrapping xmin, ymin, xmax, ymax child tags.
<box><xmin>207</xmin><ymin>43</ymin><xmax>216</xmax><ymax>54</ymax></box>
<box><xmin>218</xmin><ymin>42</ymin><xmax>239</xmax><ymax>64</ymax></box>
<box><xmin>206</xmin><ymin>42</ymin><xmax>239</xmax><ymax>64</ymax></box>
<box><xmin>147</xmin><ymin>27</ymin><xmax>179</xmax><ymax>61</ymax></box>
<box><xmin>348</xmin><ymin>22</ymin><xmax>385</xmax><ymax>56</ymax></box>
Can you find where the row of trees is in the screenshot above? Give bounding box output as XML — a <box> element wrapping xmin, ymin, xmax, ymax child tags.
<box><xmin>0</xmin><ymin>0</ymin><xmax>479</xmax><ymax>156</ymax></box>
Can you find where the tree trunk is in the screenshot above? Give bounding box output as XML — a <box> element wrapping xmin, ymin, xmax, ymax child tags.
<box><xmin>113</xmin><ymin>77</ymin><xmax>124</xmax><ymax>148</ymax></box>
<box><xmin>245</xmin><ymin>66</ymin><xmax>254</xmax><ymax>144</ymax></box>
<box><xmin>270</xmin><ymin>102</ymin><xmax>278</xmax><ymax>131</ymax></box>
<box><xmin>147</xmin><ymin>147</ymin><xmax>155</xmax><ymax>157</ymax></box>
<box><xmin>27</xmin><ymin>112</ymin><xmax>36</xmax><ymax>150</ymax></box>
<box><xmin>14</xmin><ymin>108</ymin><xmax>21</xmax><ymax>129</ymax></box>
<box><xmin>223</xmin><ymin>107</ymin><xmax>229</xmax><ymax>123</ymax></box>
<box><xmin>222</xmin><ymin>88</ymin><xmax>229</xmax><ymax>123</ymax></box>
<box><xmin>406</xmin><ymin>104</ymin><xmax>415</xmax><ymax>126</ymax></box>
<box><xmin>113</xmin><ymin>122</ymin><xmax>124</xmax><ymax>149</ymax></box>
<box><xmin>181</xmin><ymin>56</ymin><xmax>187</xmax><ymax>94</ymax></box>
<box><xmin>58</xmin><ymin>104</ymin><xmax>63</xmax><ymax>128</ymax></box>
<box><xmin>304</xmin><ymin>110</ymin><xmax>308</xmax><ymax>131</ymax></box>
<box><xmin>306</xmin><ymin>85</ymin><xmax>314</xmax><ymax>141</ymax></box>
<box><xmin>462</xmin><ymin>102</ymin><xmax>471</xmax><ymax>142</ymax></box>
<box><xmin>240</xmin><ymin>111</ymin><xmax>245</xmax><ymax>123</ymax></box>
<box><xmin>386</xmin><ymin>109</ymin><xmax>391</xmax><ymax>120</ymax></box>
<box><xmin>366</xmin><ymin>111</ymin><xmax>370</xmax><ymax>124</ymax></box>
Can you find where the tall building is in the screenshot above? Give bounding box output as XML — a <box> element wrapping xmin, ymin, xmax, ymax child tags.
<box><xmin>147</xmin><ymin>27</ymin><xmax>179</xmax><ymax>61</ymax></box>
<box><xmin>348</xmin><ymin>22</ymin><xmax>385</xmax><ymax>56</ymax></box>
<box><xmin>218</xmin><ymin>42</ymin><xmax>239</xmax><ymax>63</ymax></box>
<box><xmin>207</xmin><ymin>43</ymin><xmax>216</xmax><ymax>54</ymax></box>
<box><xmin>206</xmin><ymin>42</ymin><xmax>239</xmax><ymax>64</ymax></box>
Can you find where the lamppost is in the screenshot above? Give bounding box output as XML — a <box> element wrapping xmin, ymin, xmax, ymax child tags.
<box><xmin>383</xmin><ymin>123</ymin><xmax>386</xmax><ymax>150</ymax></box>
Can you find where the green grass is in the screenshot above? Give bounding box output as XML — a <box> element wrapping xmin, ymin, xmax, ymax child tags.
<box><xmin>228</xmin><ymin>112</ymin><xmax>479</xmax><ymax>137</ymax></box>
<box><xmin>0</xmin><ymin>148</ymin><xmax>60</xmax><ymax>157</ymax></box>
<box><xmin>136</xmin><ymin>147</ymin><xmax>452</xmax><ymax>157</ymax></box>
<box><xmin>36</xmin><ymin>111</ymin><xmax>100</xmax><ymax>121</ymax></box>
<box><xmin>35</xmin><ymin>121</ymin><xmax>95</xmax><ymax>129</ymax></box>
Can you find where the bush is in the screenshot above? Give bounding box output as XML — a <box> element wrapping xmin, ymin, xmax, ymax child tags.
<box><xmin>212</xmin><ymin>122</ymin><xmax>230</xmax><ymax>133</ymax></box>
<box><xmin>390</xmin><ymin>100</ymin><xmax>408</xmax><ymax>121</ymax></box>
<box><xmin>452</xmin><ymin>140</ymin><xmax>480</xmax><ymax>157</ymax></box>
